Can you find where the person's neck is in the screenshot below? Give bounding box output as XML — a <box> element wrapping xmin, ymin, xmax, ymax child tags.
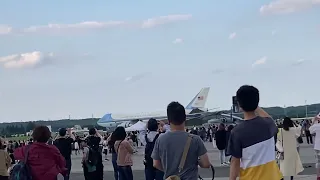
<box><xmin>243</xmin><ymin>111</ymin><xmax>257</xmax><ymax>120</ymax></box>
<box><xmin>170</xmin><ymin>124</ymin><xmax>185</xmax><ymax>132</ymax></box>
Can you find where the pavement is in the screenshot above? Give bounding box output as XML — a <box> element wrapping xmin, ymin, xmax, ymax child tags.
<box><xmin>69</xmin><ymin>141</ymin><xmax>318</xmax><ymax>179</ymax></box>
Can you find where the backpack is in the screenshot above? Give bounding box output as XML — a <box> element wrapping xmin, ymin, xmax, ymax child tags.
<box><xmin>144</xmin><ymin>133</ymin><xmax>160</xmax><ymax>167</ymax></box>
<box><xmin>87</xmin><ymin>146</ymin><xmax>99</xmax><ymax>166</ymax></box>
<box><xmin>9</xmin><ymin>145</ymin><xmax>32</xmax><ymax>180</ymax></box>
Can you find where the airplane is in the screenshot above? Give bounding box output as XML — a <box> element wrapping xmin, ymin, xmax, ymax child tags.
<box><xmin>97</xmin><ymin>87</ymin><xmax>211</xmax><ymax>128</ymax></box>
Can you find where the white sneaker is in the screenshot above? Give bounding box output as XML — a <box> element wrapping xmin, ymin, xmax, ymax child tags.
<box><xmin>221</xmin><ymin>163</ymin><xmax>229</xmax><ymax>166</ymax></box>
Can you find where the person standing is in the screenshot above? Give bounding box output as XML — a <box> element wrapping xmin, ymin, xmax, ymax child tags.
<box><xmin>309</xmin><ymin>115</ymin><xmax>320</xmax><ymax>180</ymax></box>
<box><xmin>84</xmin><ymin>128</ymin><xmax>104</xmax><ymax>180</ymax></box>
<box><xmin>215</xmin><ymin>123</ymin><xmax>227</xmax><ymax>166</ymax></box>
<box><xmin>54</xmin><ymin>128</ymin><xmax>75</xmax><ymax>180</ymax></box>
<box><xmin>228</xmin><ymin>85</ymin><xmax>282</xmax><ymax>180</ymax></box>
<box><xmin>276</xmin><ymin>117</ymin><xmax>303</xmax><ymax>180</ymax></box>
<box><xmin>114</xmin><ymin>127</ymin><xmax>134</xmax><ymax>180</ymax></box>
<box><xmin>144</xmin><ymin>118</ymin><xmax>164</xmax><ymax>180</ymax></box>
<box><xmin>303</xmin><ymin>120</ymin><xmax>313</xmax><ymax>144</ymax></box>
<box><xmin>152</xmin><ymin>102</ymin><xmax>211</xmax><ymax>179</ymax></box>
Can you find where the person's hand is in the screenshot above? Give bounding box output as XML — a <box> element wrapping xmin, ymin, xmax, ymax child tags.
<box><xmin>67</xmin><ymin>128</ymin><xmax>72</xmax><ymax>134</ymax></box>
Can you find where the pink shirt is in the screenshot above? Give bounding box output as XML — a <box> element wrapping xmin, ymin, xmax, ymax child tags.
<box><xmin>115</xmin><ymin>140</ymin><xmax>133</xmax><ymax>166</ymax></box>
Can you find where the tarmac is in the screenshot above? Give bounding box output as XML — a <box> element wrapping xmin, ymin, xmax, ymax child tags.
<box><xmin>69</xmin><ymin>141</ymin><xmax>318</xmax><ymax>179</ymax></box>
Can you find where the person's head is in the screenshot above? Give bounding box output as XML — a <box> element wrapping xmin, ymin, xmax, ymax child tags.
<box><xmin>227</xmin><ymin>125</ymin><xmax>234</xmax><ymax>131</ymax></box>
<box><xmin>167</xmin><ymin>101</ymin><xmax>186</xmax><ymax>126</ymax></box>
<box><xmin>236</xmin><ymin>85</ymin><xmax>259</xmax><ymax>112</ymax></box>
<box><xmin>283</xmin><ymin>117</ymin><xmax>294</xmax><ymax>131</ymax></box>
<box><xmin>58</xmin><ymin>128</ymin><xmax>67</xmax><ymax>136</ymax></box>
<box><xmin>218</xmin><ymin>123</ymin><xmax>225</xmax><ymax>131</ymax></box>
<box><xmin>147</xmin><ymin>118</ymin><xmax>158</xmax><ymax>132</ymax></box>
<box><xmin>89</xmin><ymin>128</ymin><xmax>96</xmax><ymax>135</ymax></box>
<box><xmin>32</xmin><ymin>126</ymin><xmax>51</xmax><ymax>143</ymax></box>
<box><xmin>113</xmin><ymin>126</ymin><xmax>126</xmax><ymax>141</ymax></box>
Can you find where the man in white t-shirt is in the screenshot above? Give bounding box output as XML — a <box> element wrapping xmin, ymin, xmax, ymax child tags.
<box><xmin>308</xmin><ymin>115</ymin><xmax>320</xmax><ymax>180</ymax></box>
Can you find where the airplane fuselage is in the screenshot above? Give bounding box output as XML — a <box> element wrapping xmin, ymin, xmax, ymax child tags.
<box><xmin>97</xmin><ymin>109</ymin><xmax>193</xmax><ymax>127</ymax></box>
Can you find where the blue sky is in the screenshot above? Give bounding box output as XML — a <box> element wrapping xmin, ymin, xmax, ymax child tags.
<box><xmin>0</xmin><ymin>0</ymin><xmax>319</xmax><ymax>122</ymax></box>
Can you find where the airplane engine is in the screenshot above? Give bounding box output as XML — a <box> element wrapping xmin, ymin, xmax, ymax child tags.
<box><xmin>117</xmin><ymin>121</ymin><xmax>132</xmax><ymax>128</ymax></box>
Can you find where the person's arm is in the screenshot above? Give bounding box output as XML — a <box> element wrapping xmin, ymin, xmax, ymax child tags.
<box><xmin>52</xmin><ymin>146</ymin><xmax>67</xmax><ymax>175</ymax></box>
<box><xmin>276</xmin><ymin>130</ymin><xmax>284</xmax><ymax>152</ymax></box>
<box><xmin>229</xmin><ymin>157</ymin><xmax>240</xmax><ymax>180</ymax></box>
<box><xmin>151</xmin><ymin>138</ymin><xmax>163</xmax><ymax>171</ymax></box>
<box><xmin>67</xmin><ymin>129</ymin><xmax>76</xmax><ymax>141</ymax></box>
<box><xmin>196</xmin><ymin>137</ymin><xmax>210</xmax><ymax>168</ymax></box>
<box><xmin>125</xmin><ymin>141</ymin><xmax>134</xmax><ymax>154</ymax></box>
<box><xmin>54</xmin><ymin>134</ymin><xmax>60</xmax><ymax>141</ymax></box>
<box><xmin>95</xmin><ymin>129</ymin><xmax>103</xmax><ymax>143</ymax></box>
<box><xmin>255</xmin><ymin>107</ymin><xmax>271</xmax><ymax>118</ymax></box>
<box><xmin>226</xmin><ymin>130</ymin><xmax>242</xmax><ymax>180</ymax></box>
<box><xmin>107</xmin><ymin>133</ymin><xmax>112</xmax><ymax>142</ymax></box>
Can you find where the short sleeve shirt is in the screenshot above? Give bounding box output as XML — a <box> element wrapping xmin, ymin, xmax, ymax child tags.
<box><xmin>151</xmin><ymin>131</ymin><xmax>207</xmax><ymax>180</ymax></box>
<box><xmin>226</xmin><ymin>116</ymin><xmax>283</xmax><ymax>180</ymax></box>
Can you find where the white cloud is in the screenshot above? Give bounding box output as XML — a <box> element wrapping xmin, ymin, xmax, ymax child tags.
<box><xmin>0</xmin><ymin>25</ymin><xmax>12</xmax><ymax>35</ymax></box>
<box><xmin>0</xmin><ymin>14</ymin><xmax>192</xmax><ymax>35</ymax></box>
<box><xmin>0</xmin><ymin>51</ymin><xmax>54</xmax><ymax>69</ymax></box>
<box><xmin>292</xmin><ymin>59</ymin><xmax>305</xmax><ymax>66</ymax></box>
<box><xmin>260</xmin><ymin>0</ymin><xmax>320</xmax><ymax>15</ymax></box>
<box><xmin>141</xmin><ymin>14</ymin><xmax>192</xmax><ymax>28</ymax></box>
<box><xmin>172</xmin><ymin>38</ymin><xmax>183</xmax><ymax>44</ymax></box>
<box><xmin>23</xmin><ymin>21</ymin><xmax>126</xmax><ymax>33</ymax></box>
<box><xmin>252</xmin><ymin>56</ymin><xmax>267</xmax><ymax>67</ymax></box>
<box><xmin>229</xmin><ymin>32</ymin><xmax>237</xmax><ymax>40</ymax></box>
<box><xmin>125</xmin><ymin>72</ymin><xmax>151</xmax><ymax>82</ymax></box>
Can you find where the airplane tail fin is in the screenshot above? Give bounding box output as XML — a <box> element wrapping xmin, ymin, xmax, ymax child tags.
<box><xmin>185</xmin><ymin>87</ymin><xmax>210</xmax><ymax>109</ymax></box>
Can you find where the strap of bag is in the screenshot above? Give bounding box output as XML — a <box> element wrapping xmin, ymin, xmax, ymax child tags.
<box><xmin>178</xmin><ymin>135</ymin><xmax>192</xmax><ymax>173</ymax></box>
<box><xmin>23</xmin><ymin>145</ymin><xmax>31</xmax><ymax>163</ymax></box>
<box><xmin>152</xmin><ymin>134</ymin><xmax>160</xmax><ymax>143</ymax></box>
<box><xmin>145</xmin><ymin>134</ymin><xmax>149</xmax><ymax>143</ymax></box>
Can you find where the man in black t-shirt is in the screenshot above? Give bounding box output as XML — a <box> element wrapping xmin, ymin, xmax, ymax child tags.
<box><xmin>54</xmin><ymin>128</ymin><xmax>75</xmax><ymax>180</ymax></box>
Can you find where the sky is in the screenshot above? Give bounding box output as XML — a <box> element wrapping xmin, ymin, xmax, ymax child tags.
<box><xmin>0</xmin><ymin>0</ymin><xmax>319</xmax><ymax>122</ymax></box>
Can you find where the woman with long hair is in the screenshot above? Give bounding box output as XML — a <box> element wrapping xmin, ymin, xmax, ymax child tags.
<box><xmin>114</xmin><ymin>127</ymin><xmax>134</xmax><ymax>180</ymax></box>
<box><xmin>108</xmin><ymin>131</ymin><xmax>119</xmax><ymax>180</ymax></box>
<box><xmin>215</xmin><ymin>123</ymin><xmax>228</xmax><ymax>166</ymax></box>
<box><xmin>277</xmin><ymin>117</ymin><xmax>303</xmax><ymax>180</ymax></box>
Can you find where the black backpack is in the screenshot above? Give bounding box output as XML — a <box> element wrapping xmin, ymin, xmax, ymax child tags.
<box><xmin>144</xmin><ymin>133</ymin><xmax>160</xmax><ymax>167</ymax></box>
<box><xmin>87</xmin><ymin>146</ymin><xmax>99</xmax><ymax>166</ymax></box>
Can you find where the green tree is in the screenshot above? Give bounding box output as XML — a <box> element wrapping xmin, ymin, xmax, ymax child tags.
<box><xmin>26</xmin><ymin>122</ymin><xmax>36</xmax><ymax>132</ymax></box>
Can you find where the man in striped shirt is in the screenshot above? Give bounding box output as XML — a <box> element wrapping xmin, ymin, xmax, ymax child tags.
<box><xmin>227</xmin><ymin>85</ymin><xmax>282</xmax><ymax>180</ymax></box>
